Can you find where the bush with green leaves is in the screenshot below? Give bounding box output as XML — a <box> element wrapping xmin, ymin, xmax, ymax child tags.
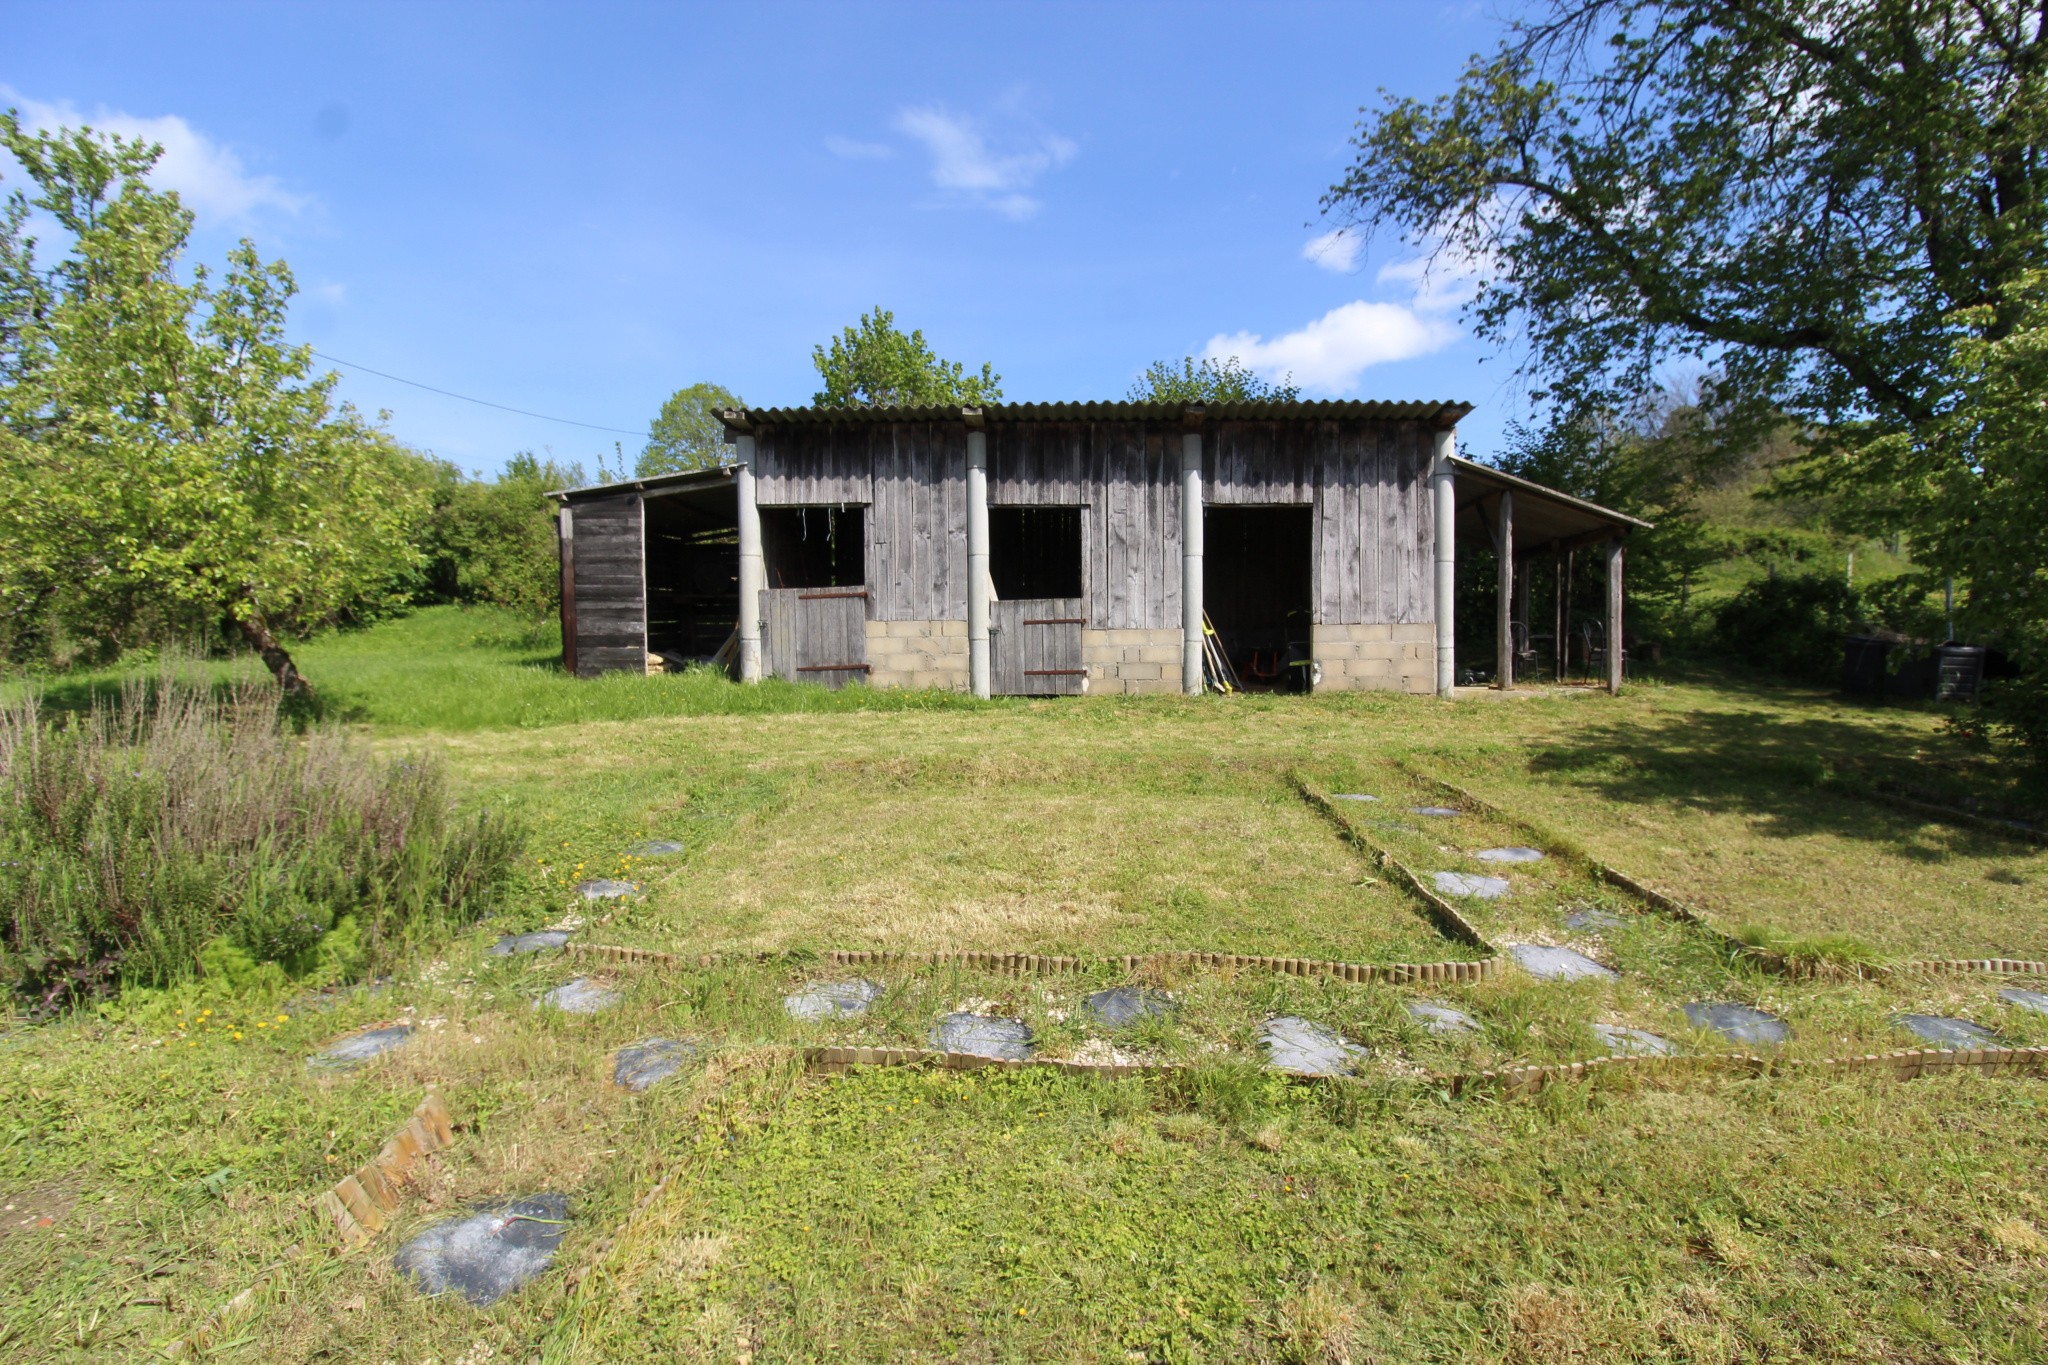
<box><xmin>0</xmin><ymin>676</ymin><xmax>521</xmax><ymax>1010</ymax></box>
<box><xmin>412</xmin><ymin>452</ymin><xmax>579</xmax><ymax>619</ymax></box>
<box><xmin>1710</xmin><ymin>573</ymin><xmax>1863</xmax><ymax>684</ymax></box>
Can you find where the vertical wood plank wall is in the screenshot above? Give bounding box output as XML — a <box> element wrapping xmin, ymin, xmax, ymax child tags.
<box><xmin>569</xmin><ymin>492</ymin><xmax>647</xmax><ymax>676</ymax></box>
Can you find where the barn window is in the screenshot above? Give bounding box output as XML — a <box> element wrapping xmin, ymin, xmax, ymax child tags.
<box><xmin>989</xmin><ymin>506</ymin><xmax>1083</xmax><ymax>600</ymax></box>
<box><xmin>762</xmin><ymin>506</ymin><xmax>865</xmax><ymax>589</ymax></box>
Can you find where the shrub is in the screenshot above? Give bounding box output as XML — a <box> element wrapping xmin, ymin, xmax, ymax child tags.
<box><xmin>1710</xmin><ymin>573</ymin><xmax>1864</xmax><ymax>683</ymax></box>
<box><xmin>0</xmin><ymin>676</ymin><xmax>520</xmax><ymax>1011</ymax></box>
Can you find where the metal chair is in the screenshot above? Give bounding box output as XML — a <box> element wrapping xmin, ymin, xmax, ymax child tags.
<box><xmin>1579</xmin><ymin>620</ymin><xmax>1627</xmax><ymax>682</ymax></box>
<box><xmin>1510</xmin><ymin>621</ymin><xmax>1539</xmax><ymax>683</ymax></box>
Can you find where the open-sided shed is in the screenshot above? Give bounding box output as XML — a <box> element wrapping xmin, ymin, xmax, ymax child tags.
<box><xmin>549</xmin><ymin>400</ymin><xmax>1647</xmax><ymax>696</ymax></box>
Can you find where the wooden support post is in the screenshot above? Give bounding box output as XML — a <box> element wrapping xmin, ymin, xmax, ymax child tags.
<box><xmin>735</xmin><ymin>434</ymin><xmax>764</xmax><ymax>684</ymax></box>
<box><xmin>966</xmin><ymin>419</ymin><xmax>991</xmax><ymax>699</ymax></box>
<box><xmin>1607</xmin><ymin>537</ymin><xmax>1625</xmax><ymax>694</ymax></box>
<box><xmin>1181</xmin><ymin>423</ymin><xmax>1205</xmax><ymax>695</ymax></box>
<box><xmin>1495</xmin><ymin>490</ymin><xmax>1514</xmax><ymax>690</ymax></box>
<box><xmin>1552</xmin><ymin>548</ymin><xmax>1565</xmax><ymax>683</ymax></box>
<box><xmin>1562</xmin><ymin>548</ymin><xmax>1575</xmax><ymax>681</ymax></box>
<box><xmin>1431</xmin><ymin>429</ymin><xmax>1457</xmax><ymax>696</ymax></box>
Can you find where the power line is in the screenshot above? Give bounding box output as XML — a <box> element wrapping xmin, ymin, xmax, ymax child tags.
<box><xmin>310</xmin><ymin>350</ymin><xmax>650</xmax><ymax>438</ymax></box>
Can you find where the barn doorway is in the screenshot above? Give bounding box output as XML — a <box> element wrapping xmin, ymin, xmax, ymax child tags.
<box><xmin>1205</xmin><ymin>506</ymin><xmax>1314</xmax><ymax>692</ymax></box>
<box><xmin>643</xmin><ymin>481</ymin><xmax>739</xmax><ymax>670</ymax></box>
<box><xmin>990</xmin><ymin>506</ymin><xmax>1086</xmax><ymax>695</ymax></box>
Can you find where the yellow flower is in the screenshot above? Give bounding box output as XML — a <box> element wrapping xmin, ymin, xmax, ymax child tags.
<box><xmin>256</xmin><ymin>1022</ymin><xmax>267</xmax><ymax>1029</ymax></box>
<box><xmin>232</xmin><ymin>1032</ymin><xmax>243</xmax><ymax>1040</ymax></box>
<box><xmin>276</xmin><ymin>1014</ymin><xmax>288</xmax><ymax>1022</ymax></box>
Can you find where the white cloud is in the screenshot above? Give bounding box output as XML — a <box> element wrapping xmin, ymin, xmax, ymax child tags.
<box><xmin>891</xmin><ymin>105</ymin><xmax>1076</xmax><ymax>220</ymax></box>
<box><xmin>825</xmin><ymin>134</ymin><xmax>896</xmax><ymax>160</ymax></box>
<box><xmin>1203</xmin><ymin>301</ymin><xmax>1459</xmax><ymax>395</ymax></box>
<box><xmin>1</xmin><ymin>87</ymin><xmax>309</xmax><ymax>222</ymax></box>
<box><xmin>1302</xmin><ymin>227</ymin><xmax>1362</xmax><ymax>273</ymax></box>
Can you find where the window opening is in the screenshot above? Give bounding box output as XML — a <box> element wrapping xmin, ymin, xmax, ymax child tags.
<box><xmin>762</xmin><ymin>506</ymin><xmax>865</xmax><ymax>589</ymax></box>
<box><xmin>989</xmin><ymin>505</ymin><xmax>1083</xmax><ymax>600</ymax></box>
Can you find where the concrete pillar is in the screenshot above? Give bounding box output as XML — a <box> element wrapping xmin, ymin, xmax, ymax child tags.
<box><xmin>1181</xmin><ymin>429</ymin><xmax>1205</xmax><ymax>695</ymax></box>
<box><xmin>1607</xmin><ymin>537</ymin><xmax>1625</xmax><ymax>695</ymax></box>
<box><xmin>735</xmin><ymin>434</ymin><xmax>764</xmax><ymax>683</ymax></box>
<box><xmin>1431</xmin><ymin>428</ymin><xmax>1457</xmax><ymax>696</ymax></box>
<box><xmin>966</xmin><ymin>427</ymin><xmax>991</xmax><ymax>699</ymax></box>
<box><xmin>1495</xmin><ymin>491</ymin><xmax>1515</xmax><ymax>690</ymax></box>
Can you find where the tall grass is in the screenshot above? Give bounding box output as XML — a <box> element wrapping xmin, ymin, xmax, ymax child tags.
<box><xmin>0</xmin><ymin>675</ymin><xmax>520</xmax><ymax>1010</ymax></box>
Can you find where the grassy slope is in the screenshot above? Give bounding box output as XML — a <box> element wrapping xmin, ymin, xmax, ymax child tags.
<box><xmin>4</xmin><ymin>607</ymin><xmax>2048</xmax><ymax>1362</ymax></box>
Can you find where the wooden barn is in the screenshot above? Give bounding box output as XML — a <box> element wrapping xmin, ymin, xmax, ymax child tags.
<box><xmin>548</xmin><ymin>401</ymin><xmax>1648</xmax><ymax>698</ymax></box>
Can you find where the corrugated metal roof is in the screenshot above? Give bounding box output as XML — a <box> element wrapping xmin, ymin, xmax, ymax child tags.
<box><xmin>548</xmin><ymin>464</ymin><xmax>736</xmax><ymax>502</ymax></box>
<box><xmin>1449</xmin><ymin>455</ymin><xmax>1654</xmax><ymax>532</ymax></box>
<box><xmin>718</xmin><ymin>399</ymin><xmax>1473</xmax><ymax>427</ymax></box>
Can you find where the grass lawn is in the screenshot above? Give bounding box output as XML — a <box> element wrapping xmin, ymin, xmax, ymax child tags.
<box><xmin>4</xmin><ymin>606</ymin><xmax>2047</xmax><ymax>1362</ymax></box>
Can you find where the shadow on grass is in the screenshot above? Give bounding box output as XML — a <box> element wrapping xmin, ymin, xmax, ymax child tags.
<box><xmin>1522</xmin><ymin>699</ymin><xmax>2042</xmax><ymax>856</ymax></box>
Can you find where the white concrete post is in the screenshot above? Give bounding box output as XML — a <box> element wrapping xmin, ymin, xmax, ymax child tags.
<box><xmin>966</xmin><ymin>427</ymin><xmax>991</xmax><ymax>699</ymax></box>
<box><xmin>1431</xmin><ymin>428</ymin><xmax>1458</xmax><ymax>696</ymax></box>
<box><xmin>1607</xmin><ymin>537</ymin><xmax>1625</xmax><ymax>695</ymax></box>
<box><xmin>1181</xmin><ymin>429</ymin><xmax>1205</xmax><ymax>695</ymax></box>
<box><xmin>735</xmin><ymin>434</ymin><xmax>764</xmax><ymax>683</ymax></box>
<box><xmin>1495</xmin><ymin>490</ymin><xmax>1515</xmax><ymax>691</ymax></box>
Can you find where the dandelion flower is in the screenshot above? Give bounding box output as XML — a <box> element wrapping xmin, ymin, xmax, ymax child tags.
<box><xmin>232</xmin><ymin>1031</ymin><xmax>243</xmax><ymax>1040</ymax></box>
<box><xmin>276</xmin><ymin>1014</ymin><xmax>288</xmax><ymax>1022</ymax></box>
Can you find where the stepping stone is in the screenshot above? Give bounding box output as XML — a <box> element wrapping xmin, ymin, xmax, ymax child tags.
<box><xmin>1330</xmin><ymin>793</ymin><xmax>1378</xmax><ymax>802</ymax></box>
<box><xmin>394</xmin><ymin>1194</ymin><xmax>570</xmax><ymax>1306</ymax></box>
<box><xmin>1590</xmin><ymin>1023</ymin><xmax>1679</xmax><ymax>1057</ymax></box>
<box><xmin>2001</xmin><ymin>987</ymin><xmax>2048</xmax><ymax>1016</ymax></box>
<box><xmin>1407</xmin><ymin>1000</ymin><xmax>1480</xmax><ymax>1037</ymax></box>
<box><xmin>1562</xmin><ymin>907</ymin><xmax>1628</xmax><ymax>932</ymax></box>
<box><xmin>1410</xmin><ymin>806</ymin><xmax>1461</xmax><ymax>818</ymax></box>
<box><xmin>783</xmin><ymin>979</ymin><xmax>883</xmax><ymax>1021</ymax></box>
<box><xmin>1507</xmin><ymin>944</ymin><xmax>1616</xmax><ymax>982</ymax></box>
<box><xmin>574</xmin><ymin>879</ymin><xmax>639</xmax><ymax>900</ymax></box>
<box><xmin>290</xmin><ymin>975</ymin><xmax>393</xmax><ymax>1013</ymax></box>
<box><xmin>1260</xmin><ymin>1016</ymin><xmax>1370</xmax><ymax>1076</ymax></box>
<box><xmin>628</xmin><ymin>840</ymin><xmax>685</xmax><ymax>856</ymax></box>
<box><xmin>535</xmin><ymin>978</ymin><xmax>619</xmax><ymax>1015</ymax></box>
<box><xmin>489</xmin><ymin>931</ymin><xmax>570</xmax><ymax>956</ymax></box>
<box><xmin>1682</xmin><ymin>1002</ymin><xmax>1789</xmax><ymax>1045</ymax></box>
<box><xmin>613</xmin><ymin>1038</ymin><xmax>695</xmax><ymax>1091</ymax></box>
<box><xmin>1371</xmin><ymin>819</ymin><xmax>1424</xmax><ymax>835</ymax></box>
<box><xmin>1474</xmin><ymin>846</ymin><xmax>1544</xmax><ymax>864</ymax></box>
<box><xmin>1083</xmin><ymin>986</ymin><xmax>1177</xmax><ymax>1028</ymax></box>
<box><xmin>1894</xmin><ymin>1014</ymin><xmax>2001</xmax><ymax>1049</ymax></box>
<box><xmin>1433</xmin><ymin>871</ymin><xmax>1511</xmax><ymax>899</ymax></box>
<box><xmin>307</xmin><ymin>1025</ymin><xmax>413</xmax><ymax>1071</ymax></box>
<box><xmin>930</xmin><ymin>1013</ymin><xmax>1033</xmax><ymax>1061</ymax></box>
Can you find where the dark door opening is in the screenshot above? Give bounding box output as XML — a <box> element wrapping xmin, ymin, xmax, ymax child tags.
<box><xmin>1205</xmin><ymin>505</ymin><xmax>1313</xmax><ymax>692</ymax></box>
<box><xmin>762</xmin><ymin>506</ymin><xmax>865</xmax><ymax>589</ymax></box>
<box><xmin>644</xmin><ymin>484</ymin><xmax>739</xmax><ymax>668</ymax></box>
<box><xmin>990</xmin><ymin>505</ymin><xmax>1085</xmax><ymax>695</ymax></box>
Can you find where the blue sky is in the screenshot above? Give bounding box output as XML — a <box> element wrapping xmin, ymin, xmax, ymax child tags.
<box><xmin>7</xmin><ymin>1</ymin><xmax>1527</xmax><ymax>476</ymax></box>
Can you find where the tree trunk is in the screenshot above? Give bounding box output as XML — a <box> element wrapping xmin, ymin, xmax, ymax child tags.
<box><xmin>233</xmin><ymin>610</ymin><xmax>314</xmax><ymax>698</ymax></box>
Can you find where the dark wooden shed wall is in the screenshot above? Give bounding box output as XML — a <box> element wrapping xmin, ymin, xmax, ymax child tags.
<box><xmin>567</xmin><ymin>492</ymin><xmax>646</xmax><ymax>676</ymax></box>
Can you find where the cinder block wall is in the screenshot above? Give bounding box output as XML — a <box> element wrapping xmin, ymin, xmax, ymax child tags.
<box><xmin>1082</xmin><ymin>628</ymin><xmax>1184</xmax><ymax>696</ymax></box>
<box><xmin>865</xmin><ymin>619</ymin><xmax>970</xmax><ymax>691</ymax></box>
<box><xmin>1313</xmin><ymin>623</ymin><xmax>1435</xmax><ymax>694</ymax></box>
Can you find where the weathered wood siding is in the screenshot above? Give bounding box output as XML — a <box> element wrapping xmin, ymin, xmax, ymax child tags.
<box><xmin>987</xmin><ymin>420</ymin><xmax>1183</xmax><ymax>631</ymax></box>
<box><xmin>760</xmin><ymin>587</ymin><xmax>870</xmax><ymax>687</ymax></box>
<box><xmin>569</xmin><ymin>491</ymin><xmax>646</xmax><ymax>676</ymax></box>
<box><xmin>991</xmin><ymin>597</ymin><xmax>1086</xmax><ymax>695</ymax></box>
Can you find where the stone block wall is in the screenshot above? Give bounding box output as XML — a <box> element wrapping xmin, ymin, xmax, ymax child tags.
<box><xmin>1313</xmin><ymin>623</ymin><xmax>1436</xmax><ymax>694</ymax></box>
<box><xmin>1082</xmin><ymin>628</ymin><xmax>1186</xmax><ymax>696</ymax></box>
<box><xmin>864</xmin><ymin>619</ymin><xmax>970</xmax><ymax>691</ymax></box>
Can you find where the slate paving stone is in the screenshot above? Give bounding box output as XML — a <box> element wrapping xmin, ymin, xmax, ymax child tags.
<box><xmin>1474</xmin><ymin>846</ymin><xmax>1545</xmax><ymax>864</ymax></box>
<box><xmin>1410</xmin><ymin>806</ymin><xmax>1462</xmax><ymax>818</ymax></box>
<box><xmin>574</xmin><ymin>878</ymin><xmax>639</xmax><ymax>900</ymax></box>
<box><xmin>1590</xmin><ymin>1022</ymin><xmax>1679</xmax><ymax>1057</ymax></box>
<box><xmin>1562</xmin><ymin>907</ymin><xmax>1628</xmax><ymax>932</ymax></box>
<box><xmin>394</xmin><ymin>1194</ymin><xmax>570</xmax><ymax>1306</ymax></box>
<box><xmin>1260</xmin><ymin>1016</ymin><xmax>1371</xmax><ymax>1076</ymax></box>
<box><xmin>1506</xmin><ymin>944</ymin><xmax>1616</xmax><ymax>982</ymax></box>
<box><xmin>931</xmin><ymin>1013</ymin><xmax>1033</xmax><ymax>1061</ymax></box>
<box><xmin>2001</xmin><ymin>987</ymin><xmax>2048</xmax><ymax>1016</ymax></box>
<box><xmin>489</xmin><ymin>931</ymin><xmax>570</xmax><ymax>957</ymax></box>
<box><xmin>534</xmin><ymin>978</ymin><xmax>620</xmax><ymax>1015</ymax></box>
<box><xmin>307</xmin><ymin>1024</ymin><xmax>414</xmax><ymax>1071</ymax></box>
<box><xmin>783</xmin><ymin>979</ymin><xmax>883</xmax><ymax>1021</ymax></box>
<box><xmin>1682</xmin><ymin>1001</ymin><xmax>1790</xmax><ymax>1045</ymax></box>
<box><xmin>1330</xmin><ymin>793</ymin><xmax>1379</xmax><ymax>802</ymax></box>
<box><xmin>1083</xmin><ymin>986</ymin><xmax>1177</xmax><ymax>1028</ymax></box>
<box><xmin>1893</xmin><ymin>1014</ymin><xmax>2002</xmax><ymax>1049</ymax></box>
<box><xmin>1433</xmin><ymin>871</ymin><xmax>1512</xmax><ymax>900</ymax></box>
<box><xmin>1407</xmin><ymin>1000</ymin><xmax>1480</xmax><ymax>1037</ymax></box>
<box><xmin>612</xmin><ymin>1038</ymin><xmax>695</xmax><ymax>1091</ymax></box>
<box><xmin>628</xmin><ymin>840</ymin><xmax>685</xmax><ymax>856</ymax></box>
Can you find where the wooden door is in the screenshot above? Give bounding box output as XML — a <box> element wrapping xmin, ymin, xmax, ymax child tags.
<box><xmin>761</xmin><ymin>587</ymin><xmax>870</xmax><ymax>688</ymax></box>
<box><xmin>991</xmin><ymin>598</ymin><xmax>1086</xmax><ymax>695</ymax></box>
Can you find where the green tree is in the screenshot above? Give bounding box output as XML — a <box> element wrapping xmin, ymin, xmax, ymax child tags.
<box><xmin>639</xmin><ymin>380</ymin><xmax>742</xmax><ymax>475</ymax></box>
<box><xmin>0</xmin><ymin>112</ymin><xmax>425</xmax><ymax>694</ymax></box>
<box><xmin>1127</xmin><ymin>356</ymin><xmax>1300</xmax><ymax>404</ymax></box>
<box><xmin>413</xmin><ymin>452</ymin><xmax>586</xmax><ymax>618</ymax></box>
<box><xmin>811</xmin><ymin>308</ymin><xmax>1002</xmax><ymax>407</ymax></box>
